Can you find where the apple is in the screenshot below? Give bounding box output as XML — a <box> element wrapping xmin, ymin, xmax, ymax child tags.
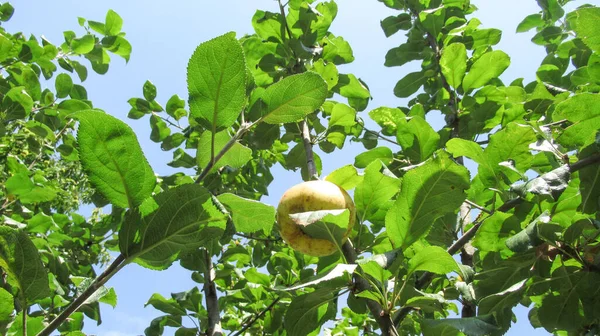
<box><xmin>276</xmin><ymin>180</ymin><xmax>356</xmax><ymax>257</ymax></box>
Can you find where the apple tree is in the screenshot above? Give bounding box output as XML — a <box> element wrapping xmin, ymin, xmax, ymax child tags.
<box><xmin>1</xmin><ymin>0</ymin><xmax>600</xmax><ymax>335</ymax></box>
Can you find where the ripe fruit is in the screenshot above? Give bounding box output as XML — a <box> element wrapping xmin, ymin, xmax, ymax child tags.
<box><xmin>276</xmin><ymin>180</ymin><xmax>356</xmax><ymax>257</ymax></box>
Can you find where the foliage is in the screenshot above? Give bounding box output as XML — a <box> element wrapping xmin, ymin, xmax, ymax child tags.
<box><xmin>0</xmin><ymin>0</ymin><xmax>599</xmax><ymax>335</ymax></box>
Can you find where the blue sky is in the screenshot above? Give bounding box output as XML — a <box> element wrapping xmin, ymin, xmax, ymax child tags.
<box><xmin>9</xmin><ymin>0</ymin><xmax>563</xmax><ymax>335</ymax></box>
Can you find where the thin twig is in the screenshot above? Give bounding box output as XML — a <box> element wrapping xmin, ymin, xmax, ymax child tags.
<box><xmin>230</xmin><ymin>297</ymin><xmax>281</xmax><ymax>336</ymax></box>
<box><xmin>464</xmin><ymin>199</ymin><xmax>493</xmax><ymax>215</ymax></box>
<box><xmin>153</xmin><ymin>112</ymin><xmax>184</xmax><ymax>131</ymax></box>
<box><xmin>363</xmin><ymin>128</ymin><xmax>400</xmax><ymax>146</ymax></box>
<box><xmin>235</xmin><ymin>233</ymin><xmax>282</xmax><ymax>242</ymax></box>
<box><xmin>38</xmin><ymin>254</ymin><xmax>127</xmax><ymax>336</ymax></box>
<box><xmin>195</xmin><ymin>122</ymin><xmax>253</xmax><ymax>184</ymax></box>
<box><xmin>204</xmin><ymin>249</ymin><xmax>223</xmax><ymax>336</ymax></box>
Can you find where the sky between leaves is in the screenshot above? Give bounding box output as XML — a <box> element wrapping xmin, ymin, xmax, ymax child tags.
<box><xmin>9</xmin><ymin>0</ymin><xmax>574</xmax><ymax>334</ymax></box>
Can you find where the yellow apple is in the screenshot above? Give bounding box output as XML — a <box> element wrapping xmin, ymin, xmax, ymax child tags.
<box><xmin>276</xmin><ymin>180</ymin><xmax>356</xmax><ymax>257</ymax></box>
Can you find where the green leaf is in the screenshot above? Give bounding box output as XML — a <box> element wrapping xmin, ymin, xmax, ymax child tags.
<box><xmin>537</xmin><ymin>291</ymin><xmax>585</xmax><ymax>332</ymax></box>
<box><xmin>386</xmin><ymin>151</ymin><xmax>470</xmax><ymax>249</ymax></box>
<box><xmin>408</xmin><ymin>246</ymin><xmax>461</xmax><ymax>276</ymax></box>
<box><xmin>289</xmin><ymin>209</ymin><xmax>349</xmax><ymax>244</ymax></box>
<box><xmin>554</xmin><ymin>93</ymin><xmax>600</xmax><ymax>148</ymax></box>
<box><xmin>396</xmin><ymin>116</ymin><xmax>440</xmax><ymax>163</ymax></box>
<box><xmin>105</xmin><ymin>9</ymin><xmax>123</xmax><ymax>36</ymax></box>
<box><xmin>187</xmin><ymin>32</ymin><xmax>246</xmax><ymax>132</ymax></box>
<box><xmin>422</xmin><ymin>315</ymin><xmax>500</xmax><ymax>336</ymax></box>
<box><xmin>385</xmin><ymin>42</ymin><xmax>426</xmax><ymax>67</ymax></box>
<box><xmin>0</xmin><ymin>288</ymin><xmax>13</xmax><ymax>323</ymax></box>
<box><xmin>394</xmin><ymin>71</ymin><xmax>428</xmax><ymax>98</ymax></box>
<box><xmin>355</xmin><ymin>160</ymin><xmax>401</xmax><ymax>228</ymax></box>
<box><xmin>149</xmin><ymin>114</ymin><xmax>171</xmax><ymax>142</ymax></box>
<box><xmin>326</xmin><ymin>165</ymin><xmax>363</xmax><ymax>190</ymax></box>
<box><xmin>282</xmin><ymin>264</ymin><xmax>357</xmax><ymax>291</ymax></box>
<box><xmin>516</xmin><ymin>14</ymin><xmax>545</xmax><ymax>33</ymax></box>
<box><xmin>322</xmin><ymin>34</ymin><xmax>355</xmax><ymax>65</ymax></box>
<box><xmin>368</xmin><ymin>107</ymin><xmax>406</xmax><ymax>136</ymax></box>
<box><xmin>71</xmin><ymin>34</ymin><xmax>95</xmax><ymax>54</ymax></box>
<box><xmin>166</xmin><ymin>94</ymin><xmax>186</xmax><ymax>120</ymax></box>
<box><xmin>329</xmin><ymin>103</ymin><xmax>356</xmax><ymax>128</ymax></box>
<box><xmin>381</xmin><ymin>13</ymin><xmax>412</xmax><ymax>37</ymax></box>
<box><xmin>466</xmin><ymin>28</ymin><xmax>502</xmax><ymax>49</ymax></box>
<box><xmin>285</xmin><ymin>287</ymin><xmax>337</xmax><ymax>336</ymax></box>
<box><xmin>55</xmin><ymin>73</ymin><xmax>73</xmax><ymax>99</ymax></box>
<box><xmin>119</xmin><ymin>184</ymin><xmax>227</xmax><ymax>270</ymax></box>
<box><xmin>260</xmin><ymin>72</ymin><xmax>327</xmax><ymax>124</ymax></box>
<box><xmin>448</xmin><ymin>123</ymin><xmax>535</xmax><ymax>188</ymax></box>
<box><xmin>419</xmin><ymin>8</ymin><xmax>445</xmax><ymax>39</ymax></box>
<box><xmin>440</xmin><ymin>43</ymin><xmax>467</xmax><ymax>90</ymax></box>
<box><xmin>504</xmin><ymin>212</ymin><xmax>548</xmax><ymax>252</ymax></box>
<box><xmin>3</xmin><ymin>86</ymin><xmax>33</xmax><ymax>121</ymax></box>
<box><xmin>145</xmin><ymin>293</ymin><xmax>186</xmax><ymax>316</ymax></box>
<box><xmin>143</xmin><ymin>80</ymin><xmax>157</xmax><ymax>102</ymax></box>
<box><xmin>75</xmin><ymin>110</ymin><xmax>156</xmax><ymax>209</ymax></box>
<box><xmin>472</xmin><ymin>212</ymin><xmax>522</xmax><ymax>253</ymax></box>
<box><xmin>462</xmin><ymin>50</ymin><xmax>510</xmax><ymax>91</ymax></box>
<box><xmin>0</xmin><ymin>227</ymin><xmax>49</xmax><ymax>304</ymax></box>
<box><xmin>7</xmin><ymin>312</ymin><xmax>45</xmax><ymax>336</ymax></box>
<box><xmin>251</xmin><ymin>10</ymin><xmax>284</xmax><ymax>43</ymax></box>
<box><xmin>217</xmin><ymin>193</ymin><xmax>275</xmax><ymax>234</ymax></box>
<box><xmin>478</xmin><ymin>280</ymin><xmax>526</xmax><ymax>315</ymax></box>
<box><xmin>567</xmin><ymin>7</ymin><xmax>600</xmax><ymax>53</ymax></box>
<box><xmin>196</xmin><ymin>130</ymin><xmax>252</xmax><ymax>172</ymax></box>
<box><xmin>354</xmin><ymin>147</ymin><xmax>393</xmax><ymax>169</ymax></box>
<box><xmin>311</xmin><ymin>59</ymin><xmax>339</xmax><ymax>90</ymax></box>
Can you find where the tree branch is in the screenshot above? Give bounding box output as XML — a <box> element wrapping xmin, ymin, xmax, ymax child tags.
<box><xmin>37</xmin><ymin>254</ymin><xmax>127</xmax><ymax>336</ymax></box>
<box><xmin>204</xmin><ymin>249</ymin><xmax>223</xmax><ymax>336</ymax></box>
<box><xmin>342</xmin><ymin>241</ymin><xmax>399</xmax><ymax>336</ymax></box>
<box><xmin>230</xmin><ymin>297</ymin><xmax>281</xmax><ymax>336</ymax></box>
<box><xmin>300</xmin><ymin>120</ymin><xmax>317</xmax><ymax>179</ymax></box>
<box><xmin>195</xmin><ymin>122</ymin><xmax>253</xmax><ymax>184</ymax></box>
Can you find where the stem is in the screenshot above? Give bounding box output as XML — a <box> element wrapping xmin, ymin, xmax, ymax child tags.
<box><xmin>230</xmin><ymin>297</ymin><xmax>281</xmax><ymax>336</ymax></box>
<box><xmin>22</xmin><ymin>306</ymin><xmax>26</xmax><ymax>336</ymax></box>
<box><xmin>204</xmin><ymin>249</ymin><xmax>222</xmax><ymax>336</ymax></box>
<box><xmin>300</xmin><ymin>120</ymin><xmax>317</xmax><ymax>179</ymax></box>
<box><xmin>195</xmin><ymin>122</ymin><xmax>253</xmax><ymax>184</ymax></box>
<box><xmin>234</xmin><ymin>233</ymin><xmax>281</xmax><ymax>242</ymax></box>
<box><xmin>37</xmin><ymin>254</ymin><xmax>127</xmax><ymax>336</ymax></box>
<box><xmin>464</xmin><ymin>199</ymin><xmax>493</xmax><ymax>215</ymax></box>
<box><xmin>342</xmin><ymin>241</ymin><xmax>399</xmax><ymax>336</ymax></box>
<box><xmin>363</xmin><ymin>127</ymin><xmax>400</xmax><ymax>146</ymax></box>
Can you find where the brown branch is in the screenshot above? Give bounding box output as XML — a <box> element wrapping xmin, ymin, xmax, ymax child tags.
<box><xmin>230</xmin><ymin>297</ymin><xmax>281</xmax><ymax>336</ymax></box>
<box><xmin>38</xmin><ymin>254</ymin><xmax>127</xmax><ymax>336</ymax></box>
<box><xmin>204</xmin><ymin>249</ymin><xmax>223</xmax><ymax>336</ymax></box>
<box><xmin>300</xmin><ymin>120</ymin><xmax>317</xmax><ymax>179</ymax></box>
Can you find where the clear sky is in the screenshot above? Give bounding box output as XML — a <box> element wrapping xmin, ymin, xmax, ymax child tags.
<box><xmin>9</xmin><ymin>0</ymin><xmax>565</xmax><ymax>335</ymax></box>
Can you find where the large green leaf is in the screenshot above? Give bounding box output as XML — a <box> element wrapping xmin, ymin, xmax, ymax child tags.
<box><xmin>394</xmin><ymin>71</ymin><xmax>428</xmax><ymax>98</ymax></box>
<box><xmin>259</xmin><ymin>72</ymin><xmax>328</xmax><ymax>124</ymax></box>
<box><xmin>119</xmin><ymin>184</ymin><xmax>227</xmax><ymax>270</ymax></box>
<box><xmin>0</xmin><ymin>227</ymin><xmax>49</xmax><ymax>304</ymax></box>
<box><xmin>75</xmin><ymin>110</ymin><xmax>156</xmax><ymax>209</ymax></box>
<box><xmin>396</xmin><ymin>115</ymin><xmax>440</xmax><ymax>163</ymax></box>
<box><xmin>386</xmin><ymin>151</ymin><xmax>470</xmax><ymax>249</ymax></box>
<box><xmin>284</xmin><ymin>287</ymin><xmax>337</xmax><ymax>336</ymax></box>
<box><xmin>187</xmin><ymin>32</ymin><xmax>246</xmax><ymax>132</ymax></box>
<box><xmin>407</xmin><ymin>246</ymin><xmax>461</xmax><ymax>276</ymax></box>
<box><xmin>381</xmin><ymin>13</ymin><xmax>412</xmax><ymax>37</ymax></box>
<box><xmin>440</xmin><ymin>43</ymin><xmax>467</xmax><ymax>90</ymax></box>
<box><xmin>567</xmin><ymin>7</ymin><xmax>600</xmax><ymax>53</ymax></box>
<box><xmin>0</xmin><ymin>288</ymin><xmax>13</xmax><ymax>323</ymax></box>
<box><xmin>553</xmin><ymin>93</ymin><xmax>600</xmax><ymax>148</ymax></box>
<box><xmin>355</xmin><ymin>160</ymin><xmax>401</xmax><ymax>228</ymax></box>
<box><xmin>217</xmin><ymin>193</ymin><xmax>275</xmax><ymax>234</ymax></box>
<box><xmin>325</xmin><ymin>165</ymin><xmax>363</xmax><ymax>190</ymax></box>
<box><xmin>462</xmin><ymin>50</ymin><xmax>510</xmax><ymax>91</ymax></box>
